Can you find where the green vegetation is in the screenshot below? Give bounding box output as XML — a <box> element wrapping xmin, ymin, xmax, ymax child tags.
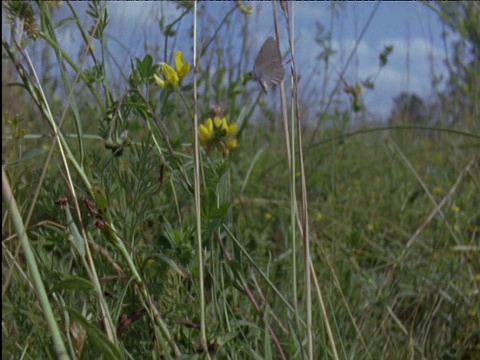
<box><xmin>2</xmin><ymin>2</ymin><xmax>479</xmax><ymax>359</ymax></box>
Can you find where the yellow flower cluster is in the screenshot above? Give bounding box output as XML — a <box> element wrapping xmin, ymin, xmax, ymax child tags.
<box><xmin>155</xmin><ymin>51</ymin><xmax>239</xmax><ymax>155</ymax></box>
<box><xmin>199</xmin><ymin>116</ymin><xmax>238</xmax><ymax>155</ymax></box>
<box><xmin>154</xmin><ymin>51</ymin><xmax>191</xmax><ymax>88</ymax></box>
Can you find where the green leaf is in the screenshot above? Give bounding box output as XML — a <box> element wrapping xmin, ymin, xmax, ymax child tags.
<box><xmin>51</xmin><ymin>276</ymin><xmax>94</xmax><ymax>292</ymax></box>
<box><xmin>67</xmin><ymin>308</ymin><xmax>124</xmax><ymax>360</ymax></box>
<box><xmin>84</xmin><ymin>64</ymin><xmax>104</xmax><ymax>84</ymax></box>
<box><xmin>129</xmin><ymin>54</ymin><xmax>159</xmax><ymax>86</ymax></box>
<box><xmin>64</xmin><ymin>205</ymin><xmax>86</xmax><ymax>257</ymax></box>
<box><xmin>379</xmin><ymin>45</ymin><xmax>394</xmax><ymax>67</ymax></box>
<box><xmin>19</xmin><ymin>148</ymin><xmax>47</xmax><ymax>162</ymax></box>
<box><xmin>91</xmin><ymin>186</ymin><xmax>112</xmax><ymax>223</ymax></box>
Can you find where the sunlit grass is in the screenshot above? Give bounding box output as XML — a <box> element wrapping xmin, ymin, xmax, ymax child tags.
<box><xmin>2</xmin><ymin>1</ymin><xmax>479</xmax><ymax>359</ymax></box>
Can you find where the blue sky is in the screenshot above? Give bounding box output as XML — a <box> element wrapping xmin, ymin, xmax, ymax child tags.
<box><xmin>5</xmin><ymin>2</ymin><xmax>452</xmax><ymax>121</ymax></box>
<box><xmin>106</xmin><ymin>2</ymin><xmax>449</xmax><ymax>120</ymax></box>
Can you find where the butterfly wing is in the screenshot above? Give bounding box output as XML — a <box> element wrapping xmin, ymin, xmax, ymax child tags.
<box><xmin>252</xmin><ymin>37</ymin><xmax>285</xmax><ymax>92</ymax></box>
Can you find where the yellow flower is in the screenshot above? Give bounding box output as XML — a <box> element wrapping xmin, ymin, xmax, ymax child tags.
<box><xmin>155</xmin><ymin>50</ymin><xmax>191</xmax><ymax>88</ymax></box>
<box><xmin>199</xmin><ymin>116</ymin><xmax>238</xmax><ymax>155</ymax></box>
<box><xmin>174</xmin><ymin>51</ymin><xmax>191</xmax><ymax>79</ymax></box>
<box><xmin>224</xmin><ymin>138</ymin><xmax>238</xmax><ymax>153</ymax></box>
<box><xmin>155</xmin><ymin>63</ymin><xmax>179</xmax><ymax>87</ymax></box>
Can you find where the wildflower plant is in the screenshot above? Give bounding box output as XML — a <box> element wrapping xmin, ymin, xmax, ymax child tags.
<box><xmin>199</xmin><ymin>115</ymin><xmax>238</xmax><ymax>156</ymax></box>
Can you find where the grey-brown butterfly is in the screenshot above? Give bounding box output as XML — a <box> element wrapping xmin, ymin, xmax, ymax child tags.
<box><xmin>251</xmin><ymin>37</ymin><xmax>285</xmax><ymax>93</ymax></box>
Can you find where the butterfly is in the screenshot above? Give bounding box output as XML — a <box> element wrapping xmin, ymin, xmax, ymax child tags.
<box><xmin>251</xmin><ymin>37</ymin><xmax>285</xmax><ymax>93</ymax></box>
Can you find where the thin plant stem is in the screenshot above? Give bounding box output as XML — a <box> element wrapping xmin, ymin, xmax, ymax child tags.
<box><xmin>278</xmin><ymin>2</ymin><xmax>305</xmax><ymax>357</ymax></box>
<box><xmin>192</xmin><ymin>1</ymin><xmax>209</xmax><ymax>355</ymax></box>
<box><xmin>218</xmin><ymin>234</ymin><xmax>288</xmax><ymax>359</ymax></box>
<box><xmin>223</xmin><ymin>225</ymin><xmax>305</xmax><ymax>328</ymax></box>
<box><xmin>7</xmin><ymin>39</ymin><xmax>118</xmax><ymax>343</ymax></box>
<box><xmin>272</xmin><ymin>1</ymin><xmax>314</xmax><ymax>357</ymax></box>
<box><xmin>308</xmin><ymin>1</ymin><xmax>381</xmax><ymax>146</ymax></box>
<box><xmin>2</xmin><ymin>166</ymin><xmax>70</xmax><ymax>360</ymax></box>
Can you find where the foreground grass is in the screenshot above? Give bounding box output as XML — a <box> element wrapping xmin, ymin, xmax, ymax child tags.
<box><xmin>3</xmin><ymin>124</ymin><xmax>478</xmax><ymax>358</ymax></box>
<box><xmin>2</xmin><ymin>2</ymin><xmax>479</xmax><ymax>359</ymax></box>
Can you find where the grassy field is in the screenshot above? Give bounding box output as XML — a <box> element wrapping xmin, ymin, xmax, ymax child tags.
<box><xmin>2</xmin><ymin>2</ymin><xmax>479</xmax><ymax>359</ymax></box>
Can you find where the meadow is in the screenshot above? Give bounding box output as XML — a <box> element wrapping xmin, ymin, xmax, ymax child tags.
<box><xmin>2</xmin><ymin>2</ymin><xmax>479</xmax><ymax>359</ymax></box>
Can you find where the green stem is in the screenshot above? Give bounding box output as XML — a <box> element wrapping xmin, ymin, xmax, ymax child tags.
<box><xmin>2</xmin><ymin>166</ymin><xmax>70</xmax><ymax>360</ymax></box>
